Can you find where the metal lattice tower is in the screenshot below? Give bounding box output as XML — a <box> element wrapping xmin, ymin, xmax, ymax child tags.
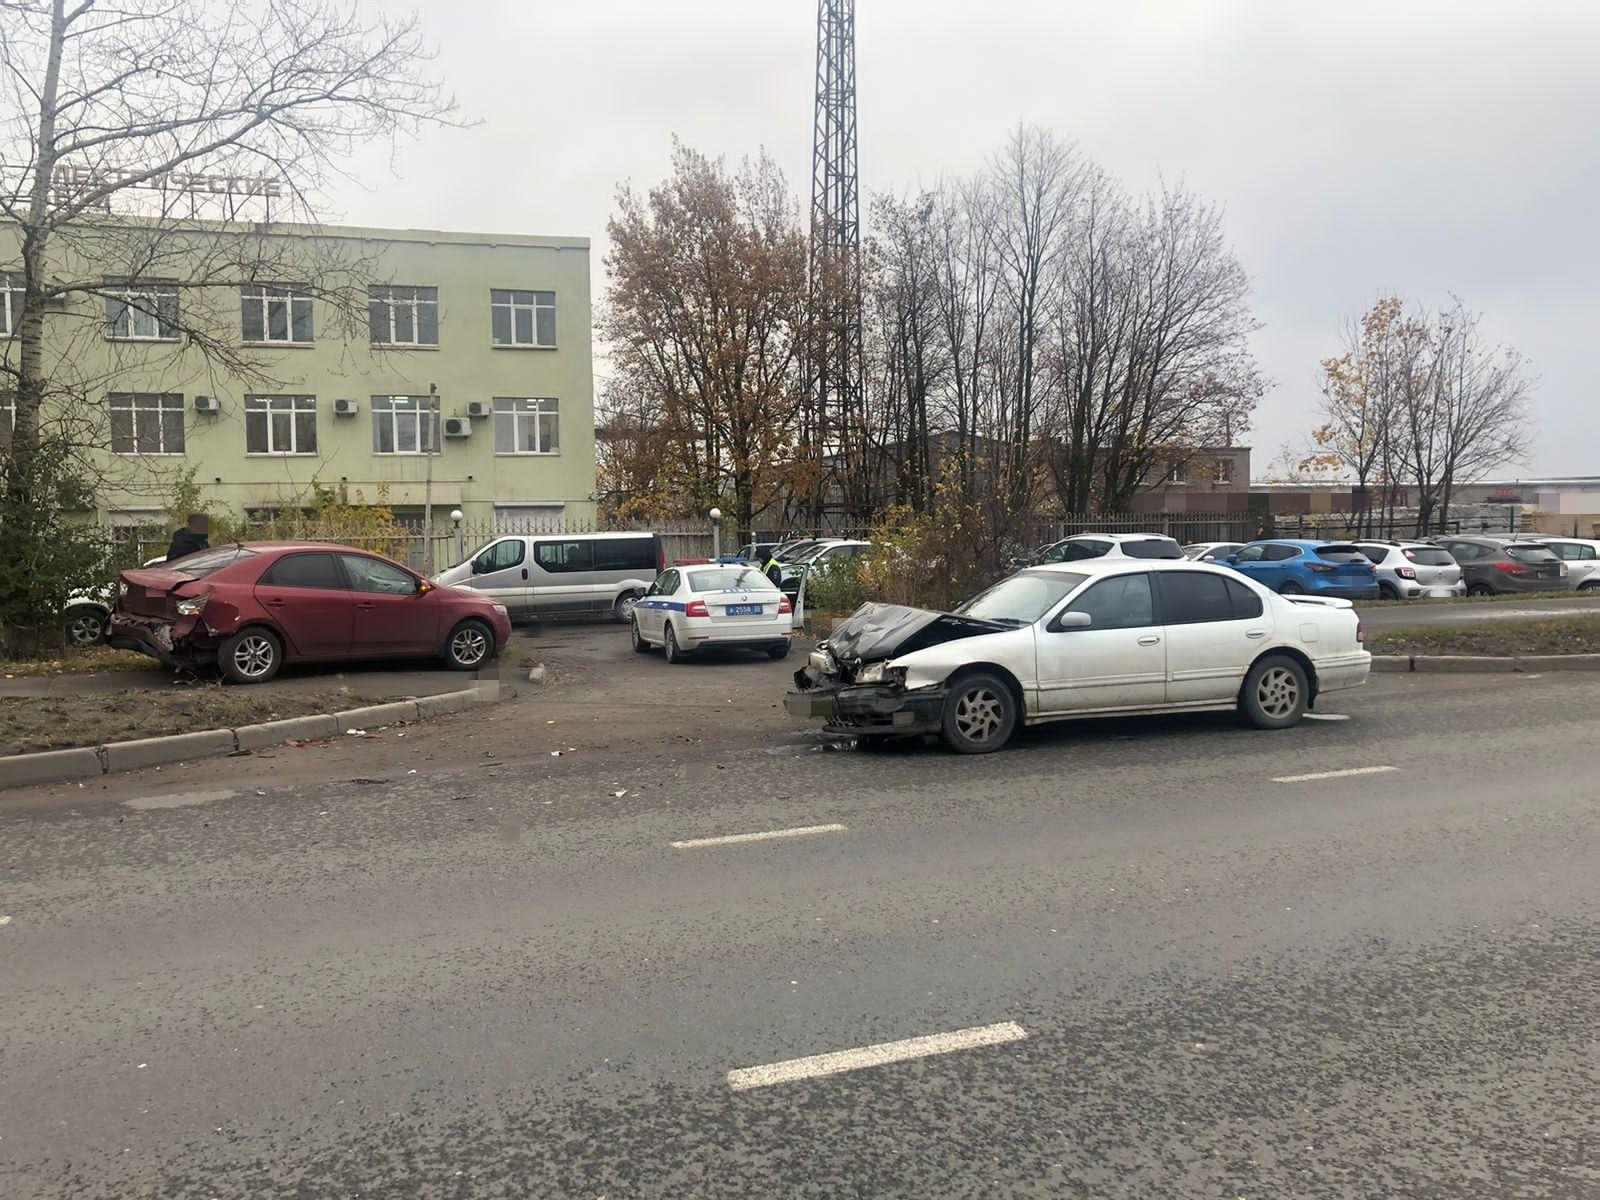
<box><xmin>809</xmin><ymin>0</ymin><xmax>863</xmax><ymax>520</ymax></box>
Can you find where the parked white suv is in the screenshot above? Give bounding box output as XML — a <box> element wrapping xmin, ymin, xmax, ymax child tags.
<box><xmin>1035</xmin><ymin>533</ymin><xmax>1184</xmax><ymax>563</ymax></box>
<box><xmin>1521</xmin><ymin>537</ymin><xmax>1600</xmax><ymax>590</ymax></box>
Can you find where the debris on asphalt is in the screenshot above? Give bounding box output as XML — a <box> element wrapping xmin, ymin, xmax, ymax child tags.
<box><xmin>528</xmin><ymin>663</ymin><xmax>546</xmax><ymax>684</ymax></box>
<box><xmin>345</xmin><ymin>728</ymin><xmax>367</xmax><ymax>736</ymax></box>
<box><xmin>612</xmin><ymin>790</ymin><xmax>627</xmax><ymax>798</ymax></box>
<box><xmin>0</xmin><ymin>915</ymin><xmax>12</xmax><ymax>926</ymax></box>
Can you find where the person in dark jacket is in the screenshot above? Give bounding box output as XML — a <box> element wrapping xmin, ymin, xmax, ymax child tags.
<box><xmin>165</xmin><ymin>513</ymin><xmax>211</xmax><ymax>562</ymax></box>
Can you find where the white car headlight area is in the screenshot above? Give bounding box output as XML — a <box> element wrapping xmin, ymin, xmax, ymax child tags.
<box><xmin>855</xmin><ymin>660</ymin><xmax>894</xmax><ymax>684</ymax></box>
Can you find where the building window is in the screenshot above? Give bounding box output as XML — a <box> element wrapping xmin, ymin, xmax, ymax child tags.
<box><xmin>369</xmin><ymin>285</ymin><xmax>438</xmax><ymax>347</ymax></box>
<box><xmin>1212</xmin><ymin>458</ymin><xmax>1234</xmax><ymax>485</ymax></box>
<box><xmin>105</xmin><ymin>283</ymin><xmax>180</xmax><ymax>341</ymax></box>
<box><xmin>245</xmin><ymin>395</ymin><xmax>317</xmax><ymax>454</ymax></box>
<box><xmin>109</xmin><ymin>393</ymin><xmax>185</xmax><ymax>455</ymax></box>
<box><xmin>0</xmin><ymin>273</ymin><xmax>22</xmax><ymax>337</ymax></box>
<box><xmin>490</xmin><ymin>289</ymin><xmax>555</xmax><ymax>347</ymax></box>
<box><xmin>371</xmin><ymin>394</ymin><xmax>439</xmax><ymax>455</ymax></box>
<box><xmin>493</xmin><ymin>397</ymin><xmax>559</xmax><ymax>454</ymax></box>
<box><xmin>1166</xmin><ymin>461</ymin><xmax>1188</xmax><ymax>485</ymax></box>
<box><xmin>241</xmin><ymin>284</ymin><xmax>313</xmax><ymax>344</ymax></box>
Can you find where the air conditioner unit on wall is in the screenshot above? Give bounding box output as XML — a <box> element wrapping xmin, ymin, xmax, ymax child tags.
<box><xmin>465</xmin><ymin>400</ymin><xmax>490</xmax><ymax>419</ymax></box>
<box><xmin>193</xmin><ymin>395</ymin><xmax>220</xmax><ymax>414</ymax></box>
<box><xmin>334</xmin><ymin>398</ymin><xmax>359</xmax><ymax>416</ymax></box>
<box><xmin>443</xmin><ymin>416</ymin><xmax>472</xmax><ymax>438</ymax></box>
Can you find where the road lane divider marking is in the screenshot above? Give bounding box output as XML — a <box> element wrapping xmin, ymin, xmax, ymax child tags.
<box><xmin>727</xmin><ymin>1021</ymin><xmax>1027</xmax><ymax>1091</ymax></box>
<box><xmin>671</xmin><ymin>823</ymin><xmax>847</xmax><ymax>850</ymax></box>
<box><xmin>1272</xmin><ymin>765</ymin><xmax>1398</xmax><ymax>784</ymax></box>
<box><xmin>1302</xmin><ymin>713</ymin><xmax>1350</xmax><ymax>722</ymax></box>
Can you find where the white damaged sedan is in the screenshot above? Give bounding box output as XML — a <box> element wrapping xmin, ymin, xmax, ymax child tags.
<box><xmin>785</xmin><ymin>559</ymin><xmax>1371</xmax><ymax>753</ymax></box>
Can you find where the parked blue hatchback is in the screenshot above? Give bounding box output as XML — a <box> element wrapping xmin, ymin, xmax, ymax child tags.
<box><xmin>1221</xmin><ymin>539</ymin><xmax>1381</xmax><ymax>599</ymax></box>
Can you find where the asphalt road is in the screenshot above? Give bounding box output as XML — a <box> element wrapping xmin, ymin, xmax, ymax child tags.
<box><xmin>2</xmin><ymin>628</ymin><xmax>1596</xmax><ymax>1199</ymax></box>
<box><xmin>1357</xmin><ymin>592</ymin><xmax>1600</xmax><ymax>632</ymax></box>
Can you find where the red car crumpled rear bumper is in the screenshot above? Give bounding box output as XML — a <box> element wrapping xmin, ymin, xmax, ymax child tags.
<box><xmin>108</xmin><ymin>611</ymin><xmax>218</xmax><ymax>668</ymax></box>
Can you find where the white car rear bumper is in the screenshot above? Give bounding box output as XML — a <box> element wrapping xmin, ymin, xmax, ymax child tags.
<box><xmin>1316</xmin><ymin>651</ymin><xmax>1372</xmax><ymax>693</ymax></box>
<box><xmin>681</xmin><ymin>616</ymin><xmax>792</xmax><ymax>646</ymax></box>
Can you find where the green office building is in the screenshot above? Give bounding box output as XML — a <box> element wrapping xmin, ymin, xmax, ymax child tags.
<box><xmin>1</xmin><ymin>219</ymin><xmax>597</xmax><ymax>545</ymax></box>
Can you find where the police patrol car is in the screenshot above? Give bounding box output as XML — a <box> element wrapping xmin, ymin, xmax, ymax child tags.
<box><xmin>631</xmin><ymin>563</ymin><xmax>794</xmax><ymax>663</ymax></box>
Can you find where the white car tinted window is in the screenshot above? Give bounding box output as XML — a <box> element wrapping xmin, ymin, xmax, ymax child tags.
<box><xmin>1063</xmin><ymin>574</ymin><xmax>1154</xmax><ymax>630</ymax></box>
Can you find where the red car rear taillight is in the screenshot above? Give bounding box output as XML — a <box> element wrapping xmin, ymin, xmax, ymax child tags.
<box><xmin>1356</xmin><ymin>620</ymin><xmax>1365</xmax><ymax>644</ymax></box>
<box><xmin>1493</xmin><ymin>562</ymin><xmax>1530</xmax><ymax>575</ymax></box>
<box><xmin>1307</xmin><ymin>562</ymin><xmax>1336</xmax><ymax>574</ymax></box>
<box><xmin>685</xmin><ymin>599</ymin><xmax>709</xmax><ymax>617</ymax></box>
<box><xmin>1396</xmin><ymin>566</ymin><xmax>1416</xmax><ymax>579</ymax></box>
<box><xmin>778</xmin><ymin>596</ymin><xmax>792</xmax><ymax>614</ymax></box>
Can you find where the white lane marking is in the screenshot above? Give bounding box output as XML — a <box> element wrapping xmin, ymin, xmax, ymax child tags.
<box><xmin>1272</xmin><ymin>765</ymin><xmax>1398</xmax><ymax>784</ymax></box>
<box><xmin>728</xmin><ymin>1021</ymin><xmax>1027</xmax><ymax>1092</ymax></box>
<box><xmin>1302</xmin><ymin>713</ymin><xmax>1350</xmax><ymax>722</ymax></box>
<box><xmin>671</xmin><ymin>823</ymin><xmax>847</xmax><ymax>850</ymax></box>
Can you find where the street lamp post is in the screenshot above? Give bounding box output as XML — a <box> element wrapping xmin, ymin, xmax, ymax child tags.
<box><xmin>450</xmin><ymin>508</ymin><xmax>465</xmax><ymax>564</ymax></box>
<box><xmin>709</xmin><ymin>507</ymin><xmax>723</xmax><ymax>560</ymax></box>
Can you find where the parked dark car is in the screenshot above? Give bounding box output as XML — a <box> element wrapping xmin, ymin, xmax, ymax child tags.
<box><xmin>108</xmin><ymin>542</ymin><xmax>512</xmax><ymax>683</ymax></box>
<box><xmin>1430</xmin><ymin>536</ymin><xmax>1567</xmax><ymax>596</ymax></box>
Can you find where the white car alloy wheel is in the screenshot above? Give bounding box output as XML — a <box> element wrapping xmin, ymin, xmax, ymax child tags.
<box><xmin>449</xmin><ymin>623</ymin><xmax>490</xmax><ymax>668</ymax></box>
<box><xmin>1255</xmin><ymin>666</ymin><xmax>1300</xmax><ymax>718</ymax></box>
<box><xmin>232</xmin><ymin>634</ymin><xmax>276</xmax><ymax>679</ymax></box>
<box><xmin>631</xmin><ymin>618</ymin><xmax>651</xmax><ymax>654</ymax></box>
<box><xmin>1242</xmin><ymin>655</ymin><xmax>1309</xmax><ymax>729</ymax></box>
<box><xmin>941</xmin><ymin>671</ymin><xmax>1016</xmax><ymax>754</ymax></box>
<box><xmin>64</xmin><ymin>607</ymin><xmax>106</xmax><ymax>647</ymax></box>
<box><xmin>614</xmin><ymin>592</ymin><xmax>639</xmax><ymax>623</ymax></box>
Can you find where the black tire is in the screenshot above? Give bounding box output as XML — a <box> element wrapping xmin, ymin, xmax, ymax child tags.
<box><xmin>631</xmin><ymin>617</ymin><xmax>651</xmax><ymax>653</ymax></box>
<box><xmin>767</xmin><ymin>638</ymin><xmax>792</xmax><ymax>660</ymax></box>
<box><xmin>1378</xmin><ymin>582</ymin><xmax>1400</xmax><ymax>601</ymax></box>
<box><xmin>1579</xmin><ymin>581</ymin><xmax>1598</xmax><ymax>592</ymax></box>
<box><xmin>63</xmin><ymin>605</ymin><xmax>108</xmax><ymax>648</ymax></box>
<box><xmin>940</xmin><ymin>670</ymin><xmax>1017</xmax><ymax>754</ymax></box>
<box><xmin>1278</xmin><ymin>580</ymin><xmax>1304</xmax><ymax>595</ymax></box>
<box><xmin>445</xmin><ymin>619</ymin><xmax>494</xmax><ymax>670</ymax></box>
<box><xmin>663</xmin><ymin>623</ymin><xmax>685</xmax><ymax>664</ymax></box>
<box><xmin>1467</xmin><ymin>583</ymin><xmax>1494</xmax><ymax>597</ymax></box>
<box><xmin>1240</xmin><ymin>654</ymin><xmax>1309</xmax><ymax>730</ymax></box>
<box><xmin>613</xmin><ymin>591</ymin><xmax>641</xmax><ymax>624</ymax></box>
<box><xmin>220</xmin><ymin>627</ymin><xmax>282</xmax><ymax>685</ymax></box>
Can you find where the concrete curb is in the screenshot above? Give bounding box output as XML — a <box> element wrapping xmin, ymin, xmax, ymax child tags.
<box><xmin>1372</xmin><ymin>652</ymin><xmax>1600</xmax><ymax>673</ymax></box>
<box><xmin>0</xmin><ymin>683</ymin><xmax>492</xmax><ymax>791</ymax></box>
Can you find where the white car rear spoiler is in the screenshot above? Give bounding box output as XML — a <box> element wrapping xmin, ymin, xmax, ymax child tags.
<box><xmin>1283</xmin><ymin>595</ymin><xmax>1355</xmax><ymax>610</ymax></box>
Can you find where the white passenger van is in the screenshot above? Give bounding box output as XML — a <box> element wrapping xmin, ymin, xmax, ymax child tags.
<box><xmin>435</xmin><ymin>532</ymin><xmax>664</xmax><ymax>622</ymax></box>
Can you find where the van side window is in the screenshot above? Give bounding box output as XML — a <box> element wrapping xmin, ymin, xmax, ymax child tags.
<box><xmin>535</xmin><ymin>540</ymin><xmax>593</xmax><ymax>572</ymax></box>
<box><xmin>474</xmin><ymin>539</ymin><xmax>525</xmax><ymax>573</ymax></box>
<box><xmin>593</xmin><ymin>537</ymin><xmax>657</xmax><ymax>572</ymax></box>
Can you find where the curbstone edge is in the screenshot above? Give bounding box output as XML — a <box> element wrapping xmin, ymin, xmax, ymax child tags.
<box><xmin>0</xmin><ymin>746</ymin><xmax>104</xmax><ymax>788</ymax></box>
<box><xmin>102</xmin><ymin>728</ymin><xmax>238</xmax><ymax>773</ymax></box>
<box><xmin>332</xmin><ymin>700</ymin><xmax>421</xmax><ymax>731</ymax></box>
<box><xmin>234</xmin><ymin>713</ymin><xmax>341</xmax><ymax>751</ymax></box>
<box><xmin>415</xmin><ymin>689</ymin><xmax>478</xmax><ymax>719</ymax></box>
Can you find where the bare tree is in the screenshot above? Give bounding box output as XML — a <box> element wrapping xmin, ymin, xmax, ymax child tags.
<box><xmin>0</xmin><ymin>0</ymin><xmax>452</xmax><ymax>643</ymax></box>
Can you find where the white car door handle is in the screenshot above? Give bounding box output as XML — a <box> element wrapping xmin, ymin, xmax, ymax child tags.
<box><xmin>1246</xmin><ymin>629</ymin><xmax>1267</xmax><ymax>639</ymax></box>
<box><xmin>1137</xmin><ymin>634</ymin><xmax>1161</xmax><ymax>646</ymax></box>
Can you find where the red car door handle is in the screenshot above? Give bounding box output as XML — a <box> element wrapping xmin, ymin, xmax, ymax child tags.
<box><xmin>356</xmin><ymin>601</ymin><xmax>376</xmax><ymax>610</ymax></box>
<box><xmin>264</xmin><ymin>597</ymin><xmax>286</xmax><ymax>607</ymax></box>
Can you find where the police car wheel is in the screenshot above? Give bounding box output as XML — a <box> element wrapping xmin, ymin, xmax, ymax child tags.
<box><xmin>766</xmin><ymin>639</ymin><xmax>791</xmax><ymax>660</ymax></box>
<box><xmin>663</xmin><ymin>623</ymin><xmax>685</xmax><ymax>664</ymax></box>
<box><xmin>631</xmin><ymin>617</ymin><xmax>651</xmax><ymax>653</ymax></box>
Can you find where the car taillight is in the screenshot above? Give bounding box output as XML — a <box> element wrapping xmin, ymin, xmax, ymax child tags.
<box><xmin>1397</xmin><ymin>566</ymin><xmax>1416</xmax><ymax>579</ymax></box>
<box><xmin>1493</xmin><ymin>562</ymin><xmax>1530</xmax><ymax>575</ymax></box>
<box><xmin>685</xmin><ymin>599</ymin><xmax>709</xmax><ymax>617</ymax></box>
<box><xmin>778</xmin><ymin>596</ymin><xmax>792</xmax><ymax>614</ymax></box>
<box><xmin>1356</xmin><ymin>620</ymin><xmax>1364</xmax><ymax>644</ymax></box>
<box><xmin>174</xmin><ymin>591</ymin><xmax>212</xmax><ymax>616</ymax></box>
<box><xmin>1307</xmin><ymin>562</ymin><xmax>1336</xmax><ymax>574</ymax></box>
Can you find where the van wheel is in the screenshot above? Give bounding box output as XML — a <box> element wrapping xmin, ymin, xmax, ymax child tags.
<box><xmin>613</xmin><ymin>591</ymin><xmax>641</xmax><ymax>623</ymax></box>
<box><xmin>445</xmin><ymin>619</ymin><xmax>494</xmax><ymax>670</ymax></box>
<box><xmin>631</xmin><ymin>618</ymin><xmax>652</xmax><ymax>654</ymax></box>
<box><xmin>220</xmin><ymin>628</ymin><xmax>282</xmax><ymax>685</ymax></box>
<box><xmin>1240</xmin><ymin>654</ymin><xmax>1308</xmax><ymax>729</ymax></box>
<box><xmin>940</xmin><ymin>671</ymin><xmax>1017</xmax><ymax>754</ymax></box>
<box><xmin>663</xmin><ymin>623</ymin><xmax>686</xmax><ymax>664</ymax></box>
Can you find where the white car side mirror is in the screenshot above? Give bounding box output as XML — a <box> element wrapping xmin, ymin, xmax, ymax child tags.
<box><xmin>1054</xmin><ymin>610</ymin><xmax>1092</xmax><ymax>630</ymax></box>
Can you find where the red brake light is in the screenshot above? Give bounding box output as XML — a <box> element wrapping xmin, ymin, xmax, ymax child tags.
<box><xmin>1356</xmin><ymin>620</ymin><xmax>1364</xmax><ymax>644</ymax></box>
<box><xmin>1397</xmin><ymin>566</ymin><xmax>1416</xmax><ymax>579</ymax></box>
<box><xmin>778</xmin><ymin>596</ymin><xmax>792</xmax><ymax>614</ymax></box>
<box><xmin>1493</xmin><ymin>562</ymin><xmax>1530</xmax><ymax>575</ymax></box>
<box><xmin>658</xmin><ymin>543</ymin><xmax>665</xmax><ymax>572</ymax></box>
<box><xmin>1307</xmin><ymin>562</ymin><xmax>1336</xmax><ymax>573</ymax></box>
<box><xmin>685</xmin><ymin>599</ymin><xmax>709</xmax><ymax>617</ymax></box>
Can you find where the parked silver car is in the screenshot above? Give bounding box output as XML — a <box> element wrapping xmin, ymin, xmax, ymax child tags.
<box><xmin>1353</xmin><ymin>542</ymin><xmax>1465</xmax><ymax>600</ymax></box>
<box><xmin>1520</xmin><ymin>537</ymin><xmax>1600</xmax><ymax>590</ymax></box>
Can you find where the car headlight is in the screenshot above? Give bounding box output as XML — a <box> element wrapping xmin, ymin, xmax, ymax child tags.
<box><xmin>174</xmin><ymin>591</ymin><xmax>211</xmax><ymax>616</ymax></box>
<box><xmin>491</xmin><ymin>603</ymin><xmax>508</xmax><ymax>615</ymax></box>
<box><xmin>855</xmin><ymin>661</ymin><xmax>901</xmax><ymax>685</ymax></box>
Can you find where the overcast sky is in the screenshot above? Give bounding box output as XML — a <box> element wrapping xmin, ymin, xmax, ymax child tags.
<box><xmin>338</xmin><ymin>0</ymin><xmax>1599</xmax><ymax>479</ymax></box>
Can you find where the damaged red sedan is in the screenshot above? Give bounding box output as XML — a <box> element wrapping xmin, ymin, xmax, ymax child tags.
<box><xmin>108</xmin><ymin>543</ymin><xmax>511</xmax><ymax>683</ymax></box>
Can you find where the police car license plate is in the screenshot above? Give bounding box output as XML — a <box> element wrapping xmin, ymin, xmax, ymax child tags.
<box><xmin>726</xmin><ymin>604</ymin><xmax>763</xmax><ymax>616</ymax></box>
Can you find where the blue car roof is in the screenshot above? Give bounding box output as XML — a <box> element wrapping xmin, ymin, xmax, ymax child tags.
<box><xmin>1247</xmin><ymin>538</ymin><xmax>1335</xmax><ymax>548</ymax></box>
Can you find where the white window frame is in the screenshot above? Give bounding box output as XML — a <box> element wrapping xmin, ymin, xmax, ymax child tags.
<box><xmin>490</xmin><ymin>289</ymin><xmax>556</xmax><ymax>348</ymax></box>
<box><xmin>241</xmin><ymin>284</ymin><xmax>314</xmax><ymax>345</ymax></box>
<box><xmin>369</xmin><ymin>285</ymin><xmax>439</xmax><ymax>347</ymax></box>
<box><xmin>109</xmin><ymin>392</ymin><xmax>186</xmax><ymax>456</ymax></box>
<box><xmin>371</xmin><ymin>394</ymin><xmax>440</xmax><ymax>455</ymax></box>
<box><xmin>244</xmin><ymin>394</ymin><xmax>318</xmax><ymax>455</ymax></box>
<box><xmin>0</xmin><ymin>272</ymin><xmax>22</xmax><ymax>337</ymax></box>
<box><xmin>492</xmin><ymin>397</ymin><xmax>560</xmax><ymax>455</ymax></box>
<box><xmin>105</xmin><ymin>283</ymin><xmax>180</xmax><ymax>341</ymax></box>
